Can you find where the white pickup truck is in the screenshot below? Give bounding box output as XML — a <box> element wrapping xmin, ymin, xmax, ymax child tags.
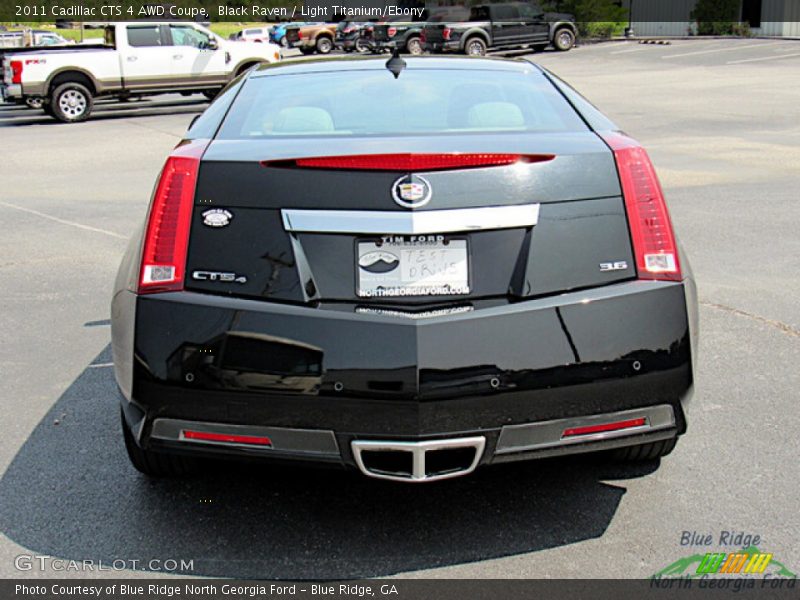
<box><xmin>1</xmin><ymin>22</ymin><xmax>281</xmax><ymax>122</ymax></box>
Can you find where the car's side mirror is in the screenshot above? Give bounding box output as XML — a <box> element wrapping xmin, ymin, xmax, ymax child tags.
<box><xmin>206</xmin><ymin>38</ymin><xmax>218</xmax><ymax>50</ymax></box>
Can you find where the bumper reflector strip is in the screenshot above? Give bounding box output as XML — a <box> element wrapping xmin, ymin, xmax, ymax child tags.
<box><xmin>562</xmin><ymin>417</ymin><xmax>647</xmax><ymax>438</ymax></box>
<box><xmin>181</xmin><ymin>430</ymin><xmax>272</xmax><ymax>447</ymax></box>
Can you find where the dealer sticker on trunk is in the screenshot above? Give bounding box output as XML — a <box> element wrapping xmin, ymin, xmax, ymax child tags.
<box><xmin>357</xmin><ymin>236</ymin><xmax>469</xmax><ymax>298</ymax></box>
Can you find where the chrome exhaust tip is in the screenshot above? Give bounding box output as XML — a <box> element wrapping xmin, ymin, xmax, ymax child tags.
<box><xmin>351</xmin><ymin>436</ymin><xmax>486</xmax><ymax>483</ymax></box>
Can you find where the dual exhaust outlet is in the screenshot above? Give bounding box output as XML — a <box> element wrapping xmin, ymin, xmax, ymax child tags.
<box><xmin>351</xmin><ymin>437</ymin><xmax>486</xmax><ymax>483</ymax></box>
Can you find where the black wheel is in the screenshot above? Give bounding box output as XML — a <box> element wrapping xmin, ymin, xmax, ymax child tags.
<box><xmin>553</xmin><ymin>27</ymin><xmax>576</xmax><ymax>51</ymax></box>
<box><xmin>464</xmin><ymin>36</ymin><xmax>487</xmax><ymax>56</ymax></box>
<box><xmin>405</xmin><ymin>36</ymin><xmax>423</xmax><ymax>56</ymax></box>
<box><xmin>316</xmin><ymin>36</ymin><xmax>333</xmax><ymax>54</ymax></box>
<box><xmin>50</xmin><ymin>81</ymin><xmax>93</xmax><ymax>123</ymax></box>
<box><xmin>121</xmin><ymin>409</ymin><xmax>198</xmax><ymax>477</ymax></box>
<box><xmin>355</xmin><ymin>37</ymin><xmax>370</xmax><ymax>53</ymax></box>
<box><xmin>611</xmin><ymin>437</ymin><xmax>677</xmax><ymax>461</ymax></box>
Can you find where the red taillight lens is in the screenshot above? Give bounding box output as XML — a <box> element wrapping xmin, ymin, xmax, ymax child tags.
<box><xmin>182</xmin><ymin>430</ymin><xmax>272</xmax><ymax>447</ymax></box>
<box><xmin>263</xmin><ymin>153</ymin><xmax>554</xmax><ymax>172</ymax></box>
<box><xmin>443</xmin><ymin>27</ymin><xmax>452</xmax><ymax>40</ymax></box>
<box><xmin>10</xmin><ymin>60</ymin><xmax>23</xmax><ymax>84</ymax></box>
<box><xmin>387</xmin><ymin>27</ymin><xmax>397</xmax><ymax>37</ymax></box>
<box><xmin>602</xmin><ymin>132</ymin><xmax>682</xmax><ymax>281</ymax></box>
<box><xmin>562</xmin><ymin>417</ymin><xmax>646</xmax><ymax>438</ymax></box>
<box><xmin>297</xmin><ymin>30</ymin><xmax>304</xmax><ymax>40</ymax></box>
<box><xmin>138</xmin><ymin>139</ymin><xmax>208</xmax><ymax>294</ymax></box>
<box><xmin>420</xmin><ymin>29</ymin><xmax>427</xmax><ymax>43</ymax></box>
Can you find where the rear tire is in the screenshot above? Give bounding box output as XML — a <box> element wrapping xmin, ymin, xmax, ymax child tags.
<box><xmin>316</xmin><ymin>36</ymin><xmax>333</xmax><ymax>54</ymax></box>
<box><xmin>405</xmin><ymin>36</ymin><xmax>423</xmax><ymax>55</ymax></box>
<box><xmin>611</xmin><ymin>437</ymin><xmax>677</xmax><ymax>461</ymax></box>
<box><xmin>355</xmin><ymin>37</ymin><xmax>370</xmax><ymax>53</ymax></box>
<box><xmin>50</xmin><ymin>81</ymin><xmax>93</xmax><ymax>123</ymax></box>
<box><xmin>121</xmin><ymin>409</ymin><xmax>198</xmax><ymax>477</ymax></box>
<box><xmin>464</xmin><ymin>36</ymin><xmax>487</xmax><ymax>56</ymax></box>
<box><xmin>553</xmin><ymin>27</ymin><xmax>576</xmax><ymax>51</ymax></box>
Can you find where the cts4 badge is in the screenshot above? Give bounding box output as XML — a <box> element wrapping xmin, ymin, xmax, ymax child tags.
<box><xmin>392</xmin><ymin>174</ymin><xmax>432</xmax><ymax>209</ymax></box>
<box><xmin>192</xmin><ymin>271</ymin><xmax>247</xmax><ymax>284</ymax></box>
<box><xmin>202</xmin><ymin>209</ymin><xmax>233</xmax><ymax>228</ymax></box>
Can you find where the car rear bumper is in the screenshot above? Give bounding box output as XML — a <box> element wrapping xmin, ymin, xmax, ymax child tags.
<box><xmin>116</xmin><ymin>279</ymin><xmax>696</xmax><ymax>475</ymax></box>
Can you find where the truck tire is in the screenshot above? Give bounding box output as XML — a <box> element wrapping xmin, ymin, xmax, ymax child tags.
<box><xmin>355</xmin><ymin>37</ymin><xmax>370</xmax><ymax>53</ymax></box>
<box><xmin>121</xmin><ymin>409</ymin><xmax>198</xmax><ymax>477</ymax></box>
<box><xmin>316</xmin><ymin>36</ymin><xmax>333</xmax><ymax>54</ymax></box>
<box><xmin>50</xmin><ymin>81</ymin><xmax>93</xmax><ymax>123</ymax></box>
<box><xmin>405</xmin><ymin>36</ymin><xmax>423</xmax><ymax>55</ymax></box>
<box><xmin>464</xmin><ymin>36</ymin><xmax>487</xmax><ymax>56</ymax></box>
<box><xmin>611</xmin><ymin>437</ymin><xmax>677</xmax><ymax>461</ymax></box>
<box><xmin>553</xmin><ymin>27</ymin><xmax>576</xmax><ymax>51</ymax></box>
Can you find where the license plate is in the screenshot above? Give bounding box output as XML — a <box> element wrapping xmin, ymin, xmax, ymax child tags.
<box><xmin>357</xmin><ymin>238</ymin><xmax>469</xmax><ymax>298</ymax></box>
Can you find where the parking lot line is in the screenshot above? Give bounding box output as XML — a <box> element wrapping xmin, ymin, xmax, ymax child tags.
<box><xmin>610</xmin><ymin>46</ymin><xmax>649</xmax><ymax>54</ymax></box>
<box><xmin>662</xmin><ymin>42</ymin><xmax>782</xmax><ymax>59</ymax></box>
<box><xmin>0</xmin><ymin>200</ymin><xmax>127</xmax><ymax>239</ymax></box>
<box><xmin>726</xmin><ymin>52</ymin><xmax>800</xmax><ymax>64</ymax></box>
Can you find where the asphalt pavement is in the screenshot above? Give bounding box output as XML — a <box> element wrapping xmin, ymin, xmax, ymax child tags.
<box><xmin>0</xmin><ymin>39</ymin><xmax>798</xmax><ymax>579</ymax></box>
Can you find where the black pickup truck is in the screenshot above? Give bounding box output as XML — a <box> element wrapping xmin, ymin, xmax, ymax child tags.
<box><xmin>421</xmin><ymin>2</ymin><xmax>577</xmax><ymax>56</ymax></box>
<box><xmin>364</xmin><ymin>14</ymin><xmax>428</xmax><ymax>55</ymax></box>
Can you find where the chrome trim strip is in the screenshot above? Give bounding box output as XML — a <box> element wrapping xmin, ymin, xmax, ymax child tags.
<box><xmin>351</xmin><ymin>436</ymin><xmax>486</xmax><ymax>483</ymax></box>
<box><xmin>150</xmin><ymin>418</ymin><xmax>340</xmax><ymax>456</ymax></box>
<box><xmin>281</xmin><ymin>204</ymin><xmax>540</xmax><ymax>235</ymax></box>
<box><xmin>495</xmin><ymin>404</ymin><xmax>676</xmax><ymax>455</ymax></box>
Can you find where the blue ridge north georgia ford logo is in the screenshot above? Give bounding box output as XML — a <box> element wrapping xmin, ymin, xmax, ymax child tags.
<box><xmin>392</xmin><ymin>174</ymin><xmax>432</xmax><ymax>208</ymax></box>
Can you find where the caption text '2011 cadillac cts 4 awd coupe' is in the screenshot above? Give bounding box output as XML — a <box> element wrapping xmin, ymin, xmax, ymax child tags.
<box><xmin>111</xmin><ymin>56</ymin><xmax>697</xmax><ymax>483</ymax></box>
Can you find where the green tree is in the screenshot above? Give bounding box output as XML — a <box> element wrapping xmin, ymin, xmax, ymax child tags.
<box><xmin>690</xmin><ymin>0</ymin><xmax>741</xmax><ymax>35</ymax></box>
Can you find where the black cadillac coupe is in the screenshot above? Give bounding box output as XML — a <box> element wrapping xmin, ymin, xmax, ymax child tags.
<box><xmin>111</xmin><ymin>56</ymin><xmax>697</xmax><ymax>482</ymax></box>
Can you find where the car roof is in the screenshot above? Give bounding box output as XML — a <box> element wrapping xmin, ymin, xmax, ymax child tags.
<box><xmin>251</xmin><ymin>56</ymin><xmax>539</xmax><ymax>78</ymax></box>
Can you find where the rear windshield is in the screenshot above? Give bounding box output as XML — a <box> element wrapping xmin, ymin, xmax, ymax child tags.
<box><xmin>217</xmin><ymin>68</ymin><xmax>587</xmax><ymax>139</ymax></box>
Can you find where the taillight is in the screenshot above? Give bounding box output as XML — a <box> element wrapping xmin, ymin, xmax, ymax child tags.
<box><xmin>297</xmin><ymin>30</ymin><xmax>304</xmax><ymax>40</ymax></box>
<box><xmin>562</xmin><ymin>418</ymin><xmax>647</xmax><ymax>438</ymax></box>
<box><xmin>443</xmin><ymin>27</ymin><xmax>452</xmax><ymax>41</ymax></box>
<box><xmin>10</xmin><ymin>60</ymin><xmax>23</xmax><ymax>84</ymax></box>
<box><xmin>420</xmin><ymin>29</ymin><xmax>427</xmax><ymax>43</ymax></box>
<box><xmin>138</xmin><ymin>139</ymin><xmax>208</xmax><ymax>294</ymax></box>
<box><xmin>182</xmin><ymin>430</ymin><xmax>272</xmax><ymax>447</ymax></box>
<box><xmin>263</xmin><ymin>153</ymin><xmax>555</xmax><ymax>172</ymax></box>
<box><xmin>387</xmin><ymin>27</ymin><xmax>397</xmax><ymax>37</ymax></box>
<box><xmin>602</xmin><ymin>132</ymin><xmax>682</xmax><ymax>281</ymax></box>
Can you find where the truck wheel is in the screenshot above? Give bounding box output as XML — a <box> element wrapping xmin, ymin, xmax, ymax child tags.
<box><xmin>355</xmin><ymin>37</ymin><xmax>370</xmax><ymax>53</ymax></box>
<box><xmin>464</xmin><ymin>36</ymin><xmax>487</xmax><ymax>56</ymax></box>
<box><xmin>121</xmin><ymin>409</ymin><xmax>198</xmax><ymax>477</ymax></box>
<box><xmin>50</xmin><ymin>82</ymin><xmax>93</xmax><ymax>123</ymax></box>
<box><xmin>405</xmin><ymin>36</ymin><xmax>423</xmax><ymax>55</ymax></box>
<box><xmin>554</xmin><ymin>27</ymin><xmax>576</xmax><ymax>51</ymax></box>
<box><xmin>611</xmin><ymin>438</ymin><xmax>677</xmax><ymax>461</ymax></box>
<box><xmin>280</xmin><ymin>37</ymin><xmax>288</xmax><ymax>48</ymax></box>
<box><xmin>316</xmin><ymin>36</ymin><xmax>333</xmax><ymax>54</ymax></box>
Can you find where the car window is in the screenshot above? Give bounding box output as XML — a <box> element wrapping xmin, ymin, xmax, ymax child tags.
<box><xmin>127</xmin><ymin>25</ymin><xmax>161</xmax><ymax>47</ymax></box>
<box><xmin>218</xmin><ymin>69</ymin><xmax>588</xmax><ymax>139</ymax></box>
<box><xmin>493</xmin><ymin>5</ymin><xmax>520</xmax><ymax>20</ymax></box>
<box><xmin>170</xmin><ymin>25</ymin><xmax>211</xmax><ymax>48</ymax></box>
<box><xmin>519</xmin><ymin>4</ymin><xmax>541</xmax><ymax>19</ymax></box>
<box><xmin>469</xmin><ymin>7</ymin><xmax>490</xmax><ymax>20</ymax></box>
